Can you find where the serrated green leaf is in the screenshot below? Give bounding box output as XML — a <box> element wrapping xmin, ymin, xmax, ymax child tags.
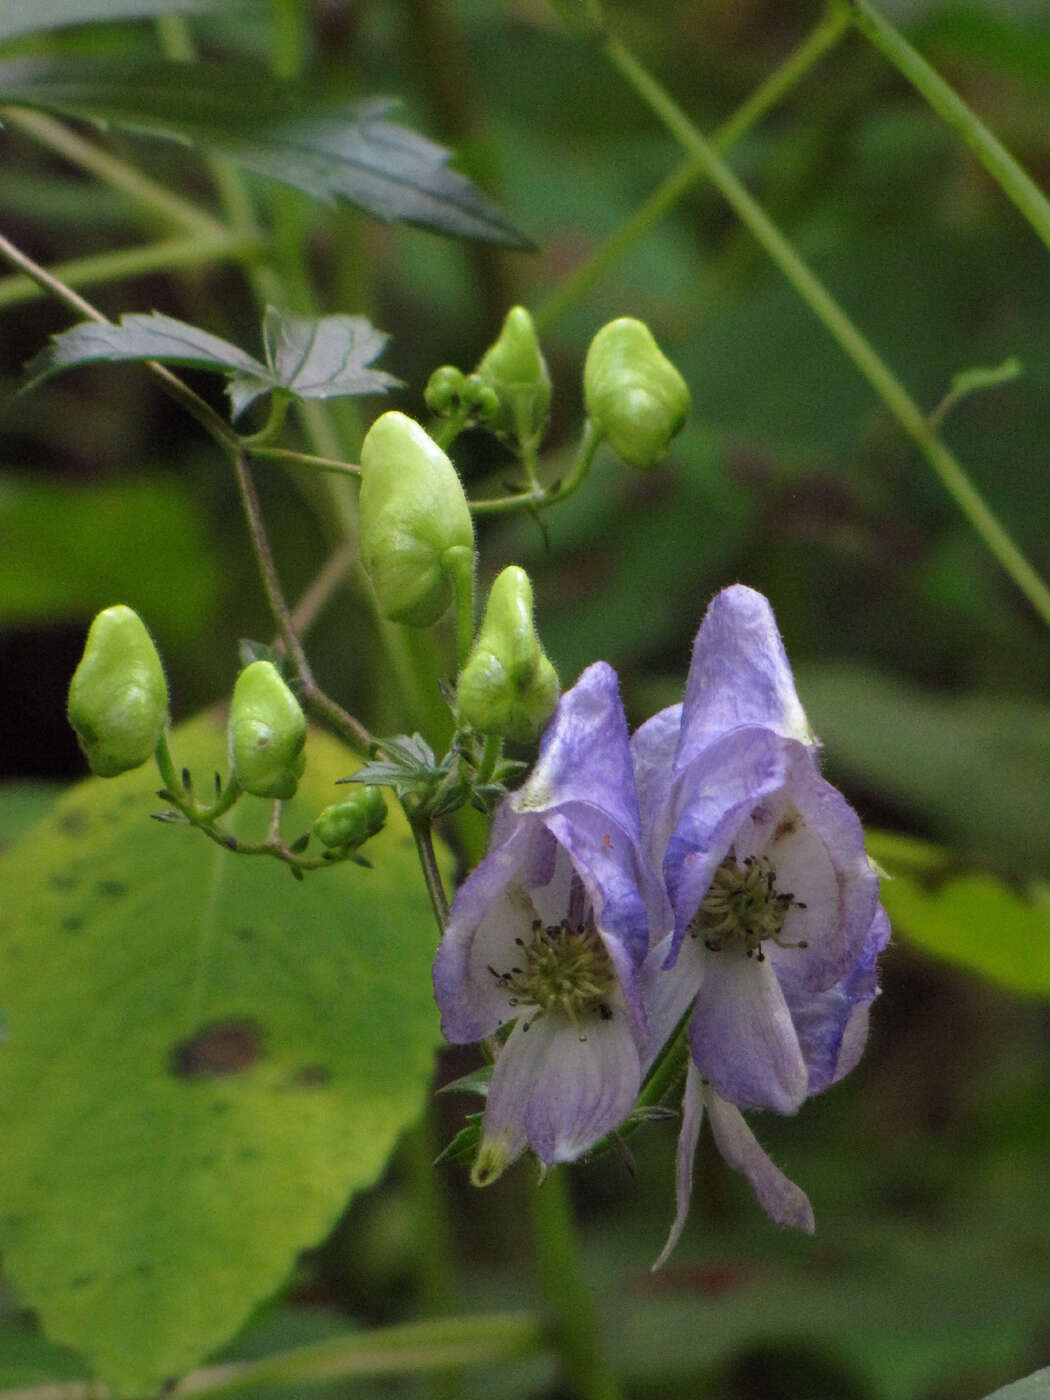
<box><xmin>867</xmin><ymin>829</ymin><xmax>1050</xmax><ymax>996</ymax></box>
<box><xmin>257</xmin><ymin>306</ymin><xmax>400</xmax><ymax>404</ymax></box>
<box><xmin>0</xmin><ymin>712</ymin><xmax>446</xmax><ymax>1395</ymax></box>
<box><xmin>22</xmin><ymin>312</ymin><xmax>263</xmax><ymax>395</ymax></box>
<box><xmin>0</xmin><ymin>58</ymin><xmax>531</xmax><ymax>245</ymax></box>
<box><xmin>0</xmin><ymin>0</ymin><xmax>222</xmax><ymax>42</ymax></box>
<box><xmin>23</xmin><ymin>308</ymin><xmax>397</xmax><ymax>418</ymax></box>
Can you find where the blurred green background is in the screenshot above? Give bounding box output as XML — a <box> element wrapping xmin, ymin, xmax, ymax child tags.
<box><xmin>2</xmin><ymin>1</ymin><xmax>1050</xmax><ymax>1396</ymax></box>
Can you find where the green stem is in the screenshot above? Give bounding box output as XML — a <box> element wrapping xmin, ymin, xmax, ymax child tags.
<box><xmin>411</xmin><ymin>818</ymin><xmax>451</xmax><ymax>933</ymax></box>
<box><xmin>445</xmin><ymin>545</ymin><xmax>477</xmax><ymax>672</ymax></box>
<box><xmin>476</xmin><ymin>733</ymin><xmax>502</xmax><ymax>786</ymax></box>
<box><xmin>590</xmin><ymin>30</ymin><xmax>1050</xmax><ymax>631</ymax></box>
<box><xmin>3</xmin><ymin>107</ymin><xmax>227</xmax><ymax>238</ymax></box>
<box><xmin>401</xmin><ymin>1106</ymin><xmax>463</xmax><ymax>1400</ymax></box>
<box><xmin>246</xmin><ymin>445</ymin><xmax>360</xmax><ymax>477</ymax></box>
<box><xmin>839</xmin><ymin>0</ymin><xmax>1050</xmax><ymax>257</ymax></box>
<box><xmin>469</xmin><ymin>418</ymin><xmax>603</xmax><ymax>516</ymax></box>
<box><xmin>0</xmin><ymin>232</ymin><xmax>261</xmax><ymax>311</ymax></box>
<box><xmin>0</xmin><ymin>1314</ymin><xmax>547</xmax><ymax>1400</ymax></box>
<box><xmin>528</xmin><ymin>1171</ymin><xmax>623</xmax><ymax>1400</ymax></box>
<box><xmin>533</xmin><ymin>4</ymin><xmax>851</xmax><ymax>332</ymax></box>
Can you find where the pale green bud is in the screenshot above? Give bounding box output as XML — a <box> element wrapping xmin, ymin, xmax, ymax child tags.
<box><xmin>583</xmin><ymin>317</ymin><xmax>690</xmax><ymax>469</ymax></box>
<box><xmin>68</xmin><ymin>605</ymin><xmax>168</xmax><ymax>777</ymax></box>
<box><xmin>457</xmin><ymin>565</ymin><xmax>559</xmax><ymax>742</ymax></box>
<box><xmin>229</xmin><ymin>660</ymin><xmax>306</xmax><ymax>801</ymax></box>
<box><xmin>476</xmin><ymin>306</ymin><xmax>551</xmax><ymax>446</ymax></box>
<box><xmin>312</xmin><ymin>786</ymin><xmax>387</xmax><ymax>849</ymax></box>
<box><xmin>359</xmin><ymin>411</ymin><xmax>475</xmax><ymax>627</ymax></box>
<box><xmin>423</xmin><ymin>365</ymin><xmax>464</xmax><ymax>415</ymax></box>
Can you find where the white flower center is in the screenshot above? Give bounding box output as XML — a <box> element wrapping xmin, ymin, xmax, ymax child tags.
<box><xmin>488</xmin><ymin>915</ymin><xmax>617</xmax><ymax>1037</ymax></box>
<box><xmin>690</xmin><ymin>853</ymin><xmax>808</xmax><ymax>961</ymax></box>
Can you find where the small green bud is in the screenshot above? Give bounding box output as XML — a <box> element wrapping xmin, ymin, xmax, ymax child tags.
<box><xmin>424</xmin><ymin>365</ymin><xmax>464</xmax><ymax>415</ymax></box>
<box><xmin>475</xmin><ymin>306</ymin><xmax>551</xmax><ymax>446</ymax></box>
<box><xmin>583</xmin><ymin>317</ymin><xmax>690</xmax><ymax>469</ymax></box>
<box><xmin>312</xmin><ymin>786</ymin><xmax>388</xmax><ymax>850</ymax></box>
<box><xmin>68</xmin><ymin>605</ymin><xmax>168</xmax><ymax>777</ymax></box>
<box><xmin>229</xmin><ymin>660</ymin><xmax>306</xmax><ymax>801</ymax></box>
<box><xmin>457</xmin><ymin>565</ymin><xmax>559</xmax><ymax>742</ymax></box>
<box><xmin>359</xmin><ymin>411</ymin><xmax>475</xmax><ymax>627</ymax></box>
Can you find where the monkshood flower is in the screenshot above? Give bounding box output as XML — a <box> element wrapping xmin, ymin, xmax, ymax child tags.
<box><xmin>635</xmin><ymin>585</ymin><xmax>889</xmax><ymax>1262</ymax></box>
<box><xmin>433</xmin><ymin>662</ymin><xmax>662</xmax><ymax>1186</ymax></box>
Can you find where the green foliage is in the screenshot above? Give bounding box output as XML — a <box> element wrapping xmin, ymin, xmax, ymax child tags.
<box><xmin>797</xmin><ymin>664</ymin><xmax>1050</xmax><ymax>877</ymax></box>
<box><xmin>0</xmin><ymin>59</ymin><xmax>531</xmax><ymax>245</ymax></box>
<box><xmin>0</xmin><ymin>713</ymin><xmax>445</xmax><ymax>1394</ymax></box>
<box><xmin>0</xmin><ymin>0</ymin><xmax>223</xmax><ymax>41</ymax></box>
<box><xmin>0</xmin><ymin>473</ymin><xmax>218</xmax><ymax>639</ymax></box>
<box><xmin>24</xmin><ymin>307</ymin><xmax>400</xmax><ymax>418</ymax></box>
<box><xmin>868</xmin><ymin>829</ymin><xmax>1050</xmax><ymax>996</ymax></box>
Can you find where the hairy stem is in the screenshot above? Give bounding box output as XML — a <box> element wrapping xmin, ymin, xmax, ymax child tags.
<box><xmin>412</xmin><ymin>819</ymin><xmax>451</xmax><ymax>933</ymax></box>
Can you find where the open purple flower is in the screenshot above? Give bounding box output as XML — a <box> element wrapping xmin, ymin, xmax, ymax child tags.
<box><xmin>636</xmin><ymin>586</ymin><xmax>888</xmax><ymax>1258</ymax></box>
<box><xmin>433</xmin><ymin>662</ymin><xmax>662</xmax><ymax>1185</ymax></box>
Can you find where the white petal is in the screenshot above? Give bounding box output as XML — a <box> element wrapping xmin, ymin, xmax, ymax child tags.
<box><xmin>640</xmin><ymin>932</ymin><xmax>705</xmax><ymax>1073</ymax></box>
<box><xmin>481</xmin><ymin>1008</ymin><xmax>642</xmax><ymax>1170</ymax></box>
<box><xmin>689</xmin><ymin>948</ymin><xmax>807</xmax><ymax>1113</ymax></box>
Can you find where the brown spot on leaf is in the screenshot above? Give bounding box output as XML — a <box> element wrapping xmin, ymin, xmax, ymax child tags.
<box><xmin>171</xmin><ymin>1019</ymin><xmax>263</xmax><ymax>1078</ymax></box>
<box><xmin>59</xmin><ymin>810</ymin><xmax>89</xmax><ymax>836</ymax></box>
<box><xmin>290</xmin><ymin>1064</ymin><xmax>330</xmax><ymax>1088</ymax></box>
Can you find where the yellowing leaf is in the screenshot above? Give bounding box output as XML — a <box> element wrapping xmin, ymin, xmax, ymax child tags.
<box><xmin>0</xmin><ymin>712</ymin><xmax>444</xmax><ymax>1395</ymax></box>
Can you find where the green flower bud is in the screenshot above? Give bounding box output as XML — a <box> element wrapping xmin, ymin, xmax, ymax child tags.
<box><xmin>583</xmin><ymin>317</ymin><xmax>690</xmax><ymax>469</ymax></box>
<box><xmin>312</xmin><ymin>786</ymin><xmax>388</xmax><ymax>850</ymax></box>
<box><xmin>229</xmin><ymin>660</ymin><xmax>306</xmax><ymax>801</ymax></box>
<box><xmin>424</xmin><ymin>365</ymin><xmax>464</xmax><ymax>415</ymax></box>
<box><xmin>359</xmin><ymin>411</ymin><xmax>475</xmax><ymax>627</ymax></box>
<box><xmin>457</xmin><ymin>565</ymin><xmax>559</xmax><ymax>742</ymax></box>
<box><xmin>475</xmin><ymin>306</ymin><xmax>551</xmax><ymax>446</ymax></box>
<box><xmin>67</xmin><ymin>605</ymin><xmax>168</xmax><ymax>777</ymax></box>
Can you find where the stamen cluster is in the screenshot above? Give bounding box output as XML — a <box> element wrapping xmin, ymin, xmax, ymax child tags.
<box><xmin>690</xmin><ymin>854</ymin><xmax>806</xmax><ymax>960</ymax></box>
<box><xmin>489</xmin><ymin>918</ymin><xmax>616</xmax><ymax>1034</ymax></box>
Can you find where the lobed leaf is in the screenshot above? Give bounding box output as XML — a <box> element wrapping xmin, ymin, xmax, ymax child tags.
<box><xmin>23</xmin><ymin>308</ymin><xmax>398</xmax><ymax>417</ymax></box>
<box><xmin>0</xmin><ymin>713</ymin><xmax>446</xmax><ymax>1394</ymax></box>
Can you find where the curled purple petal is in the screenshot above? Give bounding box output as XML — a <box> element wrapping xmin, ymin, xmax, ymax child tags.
<box><xmin>676</xmin><ymin>585</ymin><xmax>814</xmax><ymax>770</ymax></box>
<box><xmin>706</xmin><ymin>1088</ymin><xmax>814</xmax><ymax>1232</ymax></box>
<box><xmin>652</xmin><ymin>1062</ymin><xmax>705</xmax><ymax>1270</ymax></box>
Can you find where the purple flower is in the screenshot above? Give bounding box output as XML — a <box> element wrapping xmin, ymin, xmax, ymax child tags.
<box><xmin>636</xmin><ymin>586</ymin><xmax>888</xmax><ymax>1259</ymax></box>
<box><xmin>433</xmin><ymin>662</ymin><xmax>662</xmax><ymax>1184</ymax></box>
